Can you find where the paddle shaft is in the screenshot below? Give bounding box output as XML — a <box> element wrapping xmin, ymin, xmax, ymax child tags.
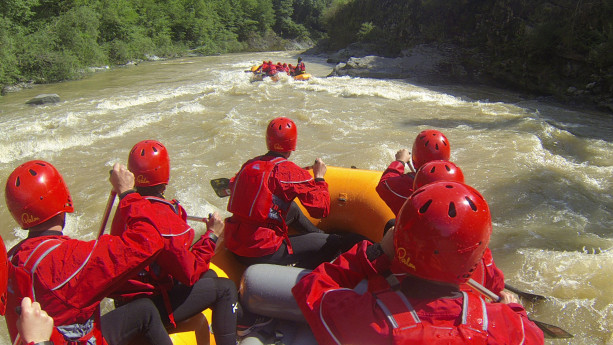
<box><xmin>97</xmin><ymin>191</ymin><xmax>117</xmax><ymax>238</ymax></box>
<box><xmin>186</xmin><ymin>215</ymin><xmax>210</xmax><ymax>223</ymax></box>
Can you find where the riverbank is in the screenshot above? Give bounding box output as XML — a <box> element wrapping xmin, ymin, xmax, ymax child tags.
<box><xmin>316</xmin><ymin>43</ymin><xmax>613</xmax><ymax>115</ymax></box>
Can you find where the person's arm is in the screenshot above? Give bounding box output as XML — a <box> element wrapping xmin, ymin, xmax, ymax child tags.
<box><xmin>16</xmin><ymin>297</ymin><xmax>54</xmax><ymax>345</ymax></box>
<box><xmin>375</xmin><ymin>149</ymin><xmax>415</xmax><ymax>216</ymax></box>
<box><xmin>487</xmin><ymin>303</ymin><xmax>544</xmax><ymax>345</ymax></box>
<box><xmin>57</xmin><ymin>164</ymin><xmax>165</xmax><ymax>303</ymax></box>
<box><xmin>481</xmin><ymin>248</ymin><xmax>505</xmax><ymax>295</ymax></box>
<box><xmin>274</xmin><ymin>160</ymin><xmax>331</xmax><ymax>219</ymax></box>
<box><xmin>172</xmin><ymin>211</ymin><xmax>223</xmax><ymax>284</ymax></box>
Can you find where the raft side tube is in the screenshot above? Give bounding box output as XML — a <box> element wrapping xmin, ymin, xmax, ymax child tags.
<box><xmin>239</xmin><ymin>264</ymin><xmax>309</xmax><ymax>323</ymax></box>
<box><xmin>298</xmin><ymin>166</ymin><xmax>395</xmax><ymax>242</ymax></box>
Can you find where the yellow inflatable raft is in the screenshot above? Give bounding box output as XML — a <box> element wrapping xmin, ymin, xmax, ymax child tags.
<box><xmin>170</xmin><ymin>166</ymin><xmax>393</xmax><ymax>344</ymax></box>
<box><xmin>248</xmin><ymin>66</ymin><xmax>311</xmax><ymax>82</ymax></box>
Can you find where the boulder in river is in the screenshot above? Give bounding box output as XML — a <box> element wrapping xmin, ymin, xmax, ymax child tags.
<box><xmin>26</xmin><ymin>94</ymin><xmax>61</xmax><ymax>105</ymax></box>
<box><xmin>328</xmin><ymin>43</ymin><xmax>469</xmax><ymax>83</ymax></box>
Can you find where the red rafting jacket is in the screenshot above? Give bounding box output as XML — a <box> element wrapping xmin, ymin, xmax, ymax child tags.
<box><xmin>224</xmin><ymin>154</ymin><xmax>330</xmax><ymax>258</ymax></box>
<box><xmin>109</xmin><ymin>196</ymin><xmax>216</xmax><ymax>327</ymax></box>
<box><xmin>109</xmin><ymin>196</ymin><xmax>216</xmax><ymax>300</ymax></box>
<box><xmin>462</xmin><ymin>247</ymin><xmax>505</xmax><ymax>295</ymax></box>
<box><xmin>5</xmin><ymin>193</ymin><xmax>165</xmax><ymax>345</ymax></box>
<box><xmin>364</xmin><ymin>247</ymin><xmax>505</xmax><ymax>297</ymax></box>
<box><xmin>375</xmin><ymin>160</ymin><xmax>415</xmax><ymax>216</ymax></box>
<box><xmin>292</xmin><ymin>241</ymin><xmax>544</xmax><ymax>345</ymax></box>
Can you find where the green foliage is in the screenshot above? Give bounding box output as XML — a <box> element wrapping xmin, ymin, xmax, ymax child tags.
<box><xmin>17</xmin><ymin>26</ymin><xmax>81</xmax><ymax>82</ymax></box>
<box><xmin>357</xmin><ymin>21</ymin><xmax>383</xmax><ymax>43</ymax></box>
<box><xmin>0</xmin><ymin>0</ymin><xmax>352</xmax><ymax>90</ymax></box>
<box><xmin>0</xmin><ymin>0</ymin><xmax>40</xmax><ymax>24</ymax></box>
<box><xmin>54</xmin><ymin>6</ymin><xmax>107</xmax><ymax>65</ymax></box>
<box><xmin>0</xmin><ymin>18</ymin><xmax>21</xmax><ymax>85</ymax></box>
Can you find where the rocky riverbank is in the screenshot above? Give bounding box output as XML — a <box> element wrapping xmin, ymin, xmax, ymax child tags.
<box><xmin>320</xmin><ymin>43</ymin><xmax>613</xmax><ymax>114</ymax></box>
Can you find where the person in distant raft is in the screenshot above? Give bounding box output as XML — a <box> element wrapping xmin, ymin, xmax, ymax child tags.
<box><xmin>376</xmin><ymin>129</ymin><xmax>451</xmax><ymax>217</ymax></box>
<box><xmin>292</xmin><ymin>181</ymin><xmax>544</xmax><ymax>345</ymax></box>
<box><xmin>254</xmin><ymin>61</ymin><xmax>267</xmax><ymax>74</ymax></box>
<box><xmin>224</xmin><ymin>117</ymin><xmax>366</xmax><ymax>269</ymax></box>
<box><xmin>4</xmin><ymin>160</ymin><xmax>173</xmax><ymax>345</ymax></box>
<box><xmin>295</xmin><ymin>57</ymin><xmax>306</xmax><ymax>75</ymax></box>
<box><xmin>108</xmin><ymin>140</ymin><xmax>245</xmax><ymax>345</ymax></box>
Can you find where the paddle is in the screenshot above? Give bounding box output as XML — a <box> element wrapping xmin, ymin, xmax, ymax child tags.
<box><xmin>186</xmin><ymin>215</ymin><xmax>211</xmax><ymax>223</ymax></box>
<box><xmin>504</xmin><ymin>283</ymin><xmax>546</xmax><ymax>302</ymax></box>
<box><xmin>467</xmin><ymin>279</ymin><xmax>573</xmax><ymax>339</ymax></box>
<box><xmin>97</xmin><ymin>191</ymin><xmax>117</xmax><ymax>238</ymax></box>
<box><xmin>210</xmin><ymin>178</ymin><xmax>231</xmax><ymax>197</ymax></box>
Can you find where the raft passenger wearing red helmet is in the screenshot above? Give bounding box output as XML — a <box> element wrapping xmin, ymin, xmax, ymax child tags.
<box><xmin>292</xmin><ymin>182</ymin><xmax>544</xmax><ymax>345</ymax></box>
<box><xmin>412</xmin><ymin>160</ymin><xmax>505</xmax><ymax>295</ymax></box>
<box><xmin>108</xmin><ymin>140</ymin><xmax>244</xmax><ymax>344</ymax></box>
<box><xmin>225</xmin><ymin>117</ymin><xmax>366</xmax><ymax>269</ymax></box>
<box><xmin>376</xmin><ymin>129</ymin><xmax>451</xmax><ymax>217</ymax></box>
<box><xmin>4</xmin><ymin>161</ymin><xmax>172</xmax><ymax>345</ymax></box>
<box><xmin>295</xmin><ymin>57</ymin><xmax>306</xmax><ymax>75</ymax></box>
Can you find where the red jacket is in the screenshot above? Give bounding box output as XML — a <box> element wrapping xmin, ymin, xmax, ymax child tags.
<box><xmin>375</xmin><ymin>160</ymin><xmax>415</xmax><ymax>216</ymax></box>
<box><xmin>224</xmin><ymin>154</ymin><xmax>330</xmax><ymax>257</ymax></box>
<box><xmin>5</xmin><ymin>193</ymin><xmax>165</xmax><ymax>345</ymax></box>
<box><xmin>109</xmin><ymin>196</ymin><xmax>216</xmax><ymax>301</ymax></box>
<box><xmin>464</xmin><ymin>247</ymin><xmax>505</xmax><ymax>295</ymax></box>
<box><xmin>292</xmin><ymin>241</ymin><xmax>544</xmax><ymax>345</ymax></box>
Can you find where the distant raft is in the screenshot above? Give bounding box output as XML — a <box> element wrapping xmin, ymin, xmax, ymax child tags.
<box><xmin>248</xmin><ymin>66</ymin><xmax>311</xmax><ymax>82</ymax></box>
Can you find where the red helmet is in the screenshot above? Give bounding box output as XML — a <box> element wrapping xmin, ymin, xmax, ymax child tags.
<box><xmin>128</xmin><ymin>140</ymin><xmax>170</xmax><ymax>187</ymax></box>
<box><xmin>413</xmin><ymin>160</ymin><xmax>464</xmax><ymax>190</ymax></box>
<box><xmin>411</xmin><ymin>129</ymin><xmax>450</xmax><ymax>170</ymax></box>
<box><xmin>1</xmin><ymin>236</ymin><xmax>8</xmax><ymax>315</ymax></box>
<box><xmin>5</xmin><ymin>160</ymin><xmax>74</xmax><ymax>229</ymax></box>
<box><xmin>266</xmin><ymin>117</ymin><xmax>297</xmax><ymax>152</ymax></box>
<box><xmin>394</xmin><ymin>181</ymin><xmax>491</xmax><ymax>285</ymax></box>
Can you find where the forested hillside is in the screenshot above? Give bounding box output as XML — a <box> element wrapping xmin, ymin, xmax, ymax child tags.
<box><xmin>321</xmin><ymin>0</ymin><xmax>613</xmax><ymax>107</ymax></box>
<box><xmin>0</xmin><ymin>0</ymin><xmax>330</xmax><ymax>88</ymax></box>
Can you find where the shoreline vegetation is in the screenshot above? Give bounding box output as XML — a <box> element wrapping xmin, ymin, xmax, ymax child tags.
<box><xmin>2</xmin><ymin>0</ymin><xmax>612</xmax><ymax>114</ymax></box>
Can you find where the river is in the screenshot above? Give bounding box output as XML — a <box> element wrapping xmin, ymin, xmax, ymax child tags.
<box><xmin>0</xmin><ymin>51</ymin><xmax>611</xmax><ymax>344</ymax></box>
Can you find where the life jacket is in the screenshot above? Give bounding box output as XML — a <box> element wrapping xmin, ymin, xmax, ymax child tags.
<box><xmin>6</xmin><ymin>239</ymin><xmax>105</xmax><ymax>345</ymax></box>
<box><xmin>123</xmin><ymin>196</ymin><xmax>190</xmax><ymax>328</ymax></box>
<box><xmin>143</xmin><ymin>196</ymin><xmax>188</xmax><ymax>226</ymax></box>
<box><xmin>227</xmin><ymin>156</ymin><xmax>294</xmax><ymax>253</ymax></box>
<box><xmin>373</xmin><ymin>289</ymin><xmax>488</xmax><ymax>345</ymax></box>
<box><xmin>228</xmin><ymin>156</ymin><xmax>287</xmax><ymax>222</ymax></box>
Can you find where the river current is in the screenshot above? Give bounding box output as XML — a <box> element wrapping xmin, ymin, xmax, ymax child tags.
<box><xmin>0</xmin><ymin>51</ymin><xmax>611</xmax><ymax>344</ymax></box>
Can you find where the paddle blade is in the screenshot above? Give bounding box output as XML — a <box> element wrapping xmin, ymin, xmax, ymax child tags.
<box><xmin>531</xmin><ymin>319</ymin><xmax>573</xmax><ymax>339</ymax></box>
<box><xmin>210</xmin><ymin>178</ymin><xmax>231</xmax><ymax>197</ymax></box>
<box><xmin>504</xmin><ymin>284</ymin><xmax>546</xmax><ymax>302</ymax></box>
